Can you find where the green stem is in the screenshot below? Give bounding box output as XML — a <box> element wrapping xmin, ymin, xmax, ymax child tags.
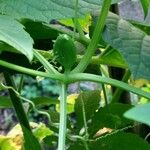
<box><xmin>102</xmin><ymin>84</ymin><xmax>108</xmax><ymax>105</ymax></box>
<box><xmin>81</xmin><ymin>94</ymin><xmax>88</xmax><ymax>137</ymax></box>
<box><xmin>111</xmin><ymin>69</ymin><xmax>131</xmax><ymax>103</ymax></box>
<box><xmin>44</xmin><ymin>23</ymin><xmax>90</xmax><ymax>46</ymax></box>
<box><xmin>71</xmin><ymin>0</ymin><xmax>111</xmax><ymax>73</ymax></box>
<box><xmin>0</xmin><ymin>60</ymin><xmax>64</xmax><ymax>81</ymax></box>
<box><xmin>58</xmin><ymin>83</ymin><xmax>67</xmax><ymax>150</ymax></box>
<box><xmin>3</xmin><ymin>73</ymin><xmax>31</xmax><ymax>131</ymax></box>
<box><xmin>80</xmin><ymin>94</ymin><xmax>90</xmax><ymax>150</ymax></box>
<box><xmin>17</xmin><ymin>74</ymin><xmax>24</xmax><ymax>93</ymax></box>
<box><xmin>33</xmin><ymin>49</ymin><xmax>60</xmax><ymax>75</ymax></box>
<box><xmin>82</xmin><ymin>140</ymin><xmax>90</xmax><ymax>150</ymax></box>
<box><xmin>67</xmin><ymin>73</ymin><xmax>150</xmax><ymax>100</ymax></box>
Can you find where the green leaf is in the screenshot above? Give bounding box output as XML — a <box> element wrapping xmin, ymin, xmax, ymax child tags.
<box><xmin>22</xmin><ymin>126</ymin><xmax>42</xmax><ymax>150</ymax></box>
<box><xmin>0</xmin><ymin>0</ymin><xmax>121</xmax><ymax>23</ymax></box>
<box><xmin>140</xmin><ymin>0</ymin><xmax>150</xmax><ymax>19</ymax></box>
<box><xmin>129</xmin><ymin>19</ymin><xmax>150</xmax><ymax>35</ymax></box>
<box><xmin>0</xmin><ymin>15</ymin><xmax>33</xmax><ymax>61</ymax></box>
<box><xmin>33</xmin><ymin>123</ymin><xmax>53</xmax><ymax>141</ymax></box>
<box><xmin>90</xmin><ymin>132</ymin><xmax>150</xmax><ymax>150</ymax></box>
<box><xmin>22</xmin><ymin>19</ymin><xmax>58</xmax><ymax>40</ymax></box>
<box><xmin>103</xmin><ymin>12</ymin><xmax>150</xmax><ymax>80</ymax></box>
<box><xmin>74</xmin><ymin>90</ymin><xmax>100</xmax><ymax>129</ymax></box>
<box><xmin>0</xmin><ymin>135</ymin><xmax>18</xmax><ymax>150</ymax></box>
<box><xmin>124</xmin><ymin>103</ymin><xmax>150</xmax><ymax>126</ymax></box>
<box><xmin>0</xmin><ymin>96</ymin><xmax>13</xmax><ymax>108</ymax></box>
<box><xmin>88</xmin><ymin>103</ymin><xmax>132</xmax><ymax>136</ymax></box>
<box><xmin>100</xmin><ymin>48</ymin><xmax>128</xmax><ymax>68</ymax></box>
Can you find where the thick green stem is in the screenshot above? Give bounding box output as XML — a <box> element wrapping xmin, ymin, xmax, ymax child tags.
<box><xmin>58</xmin><ymin>83</ymin><xmax>67</xmax><ymax>150</ymax></box>
<box><xmin>3</xmin><ymin>73</ymin><xmax>31</xmax><ymax>131</ymax></box>
<box><xmin>111</xmin><ymin>69</ymin><xmax>131</xmax><ymax>103</ymax></box>
<box><xmin>71</xmin><ymin>0</ymin><xmax>111</xmax><ymax>73</ymax></box>
<box><xmin>67</xmin><ymin>73</ymin><xmax>150</xmax><ymax>100</ymax></box>
<box><xmin>0</xmin><ymin>60</ymin><xmax>64</xmax><ymax>81</ymax></box>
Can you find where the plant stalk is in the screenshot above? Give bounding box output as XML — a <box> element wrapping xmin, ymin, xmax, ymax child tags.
<box><xmin>58</xmin><ymin>83</ymin><xmax>67</xmax><ymax>150</ymax></box>
<box><xmin>111</xmin><ymin>69</ymin><xmax>131</xmax><ymax>103</ymax></box>
<box><xmin>71</xmin><ymin>0</ymin><xmax>111</xmax><ymax>73</ymax></box>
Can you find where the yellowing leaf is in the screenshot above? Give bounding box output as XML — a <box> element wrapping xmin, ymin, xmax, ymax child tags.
<box><xmin>56</xmin><ymin>94</ymin><xmax>79</xmax><ymax>114</ymax></box>
<box><xmin>0</xmin><ymin>135</ymin><xmax>20</xmax><ymax>150</ymax></box>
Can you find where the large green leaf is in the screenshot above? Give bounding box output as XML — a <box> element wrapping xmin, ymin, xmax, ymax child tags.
<box><xmin>0</xmin><ymin>15</ymin><xmax>33</xmax><ymax>61</ymax></box>
<box><xmin>88</xmin><ymin>103</ymin><xmax>132</xmax><ymax>137</ymax></box>
<box><xmin>90</xmin><ymin>132</ymin><xmax>150</xmax><ymax>150</ymax></box>
<box><xmin>74</xmin><ymin>90</ymin><xmax>100</xmax><ymax>130</ymax></box>
<box><xmin>103</xmin><ymin>13</ymin><xmax>150</xmax><ymax>80</ymax></box>
<box><xmin>124</xmin><ymin>103</ymin><xmax>150</xmax><ymax>126</ymax></box>
<box><xmin>0</xmin><ymin>0</ymin><xmax>121</xmax><ymax>23</ymax></box>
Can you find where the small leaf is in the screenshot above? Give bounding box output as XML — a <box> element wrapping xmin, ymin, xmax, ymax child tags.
<box><xmin>0</xmin><ymin>15</ymin><xmax>33</xmax><ymax>61</ymax></box>
<box><xmin>33</xmin><ymin>123</ymin><xmax>53</xmax><ymax>141</ymax></box>
<box><xmin>100</xmin><ymin>48</ymin><xmax>128</xmax><ymax>68</ymax></box>
<box><xmin>140</xmin><ymin>0</ymin><xmax>150</xmax><ymax>19</ymax></box>
<box><xmin>124</xmin><ymin>103</ymin><xmax>150</xmax><ymax>126</ymax></box>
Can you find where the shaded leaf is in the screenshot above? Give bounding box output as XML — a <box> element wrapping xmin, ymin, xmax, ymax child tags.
<box><xmin>88</xmin><ymin>103</ymin><xmax>132</xmax><ymax>137</ymax></box>
<box><xmin>90</xmin><ymin>132</ymin><xmax>150</xmax><ymax>150</ymax></box>
<box><xmin>74</xmin><ymin>90</ymin><xmax>100</xmax><ymax>129</ymax></box>
<box><xmin>103</xmin><ymin>12</ymin><xmax>150</xmax><ymax>80</ymax></box>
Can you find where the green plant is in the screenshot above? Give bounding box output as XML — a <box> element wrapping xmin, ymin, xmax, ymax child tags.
<box><xmin>0</xmin><ymin>0</ymin><xmax>150</xmax><ymax>150</ymax></box>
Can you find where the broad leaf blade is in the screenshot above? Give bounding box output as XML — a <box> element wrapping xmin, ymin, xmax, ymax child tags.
<box><xmin>90</xmin><ymin>132</ymin><xmax>150</xmax><ymax>150</ymax></box>
<box><xmin>124</xmin><ymin>103</ymin><xmax>150</xmax><ymax>126</ymax></box>
<box><xmin>103</xmin><ymin>13</ymin><xmax>150</xmax><ymax>80</ymax></box>
<box><xmin>0</xmin><ymin>15</ymin><xmax>33</xmax><ymax>61</ymax></box>
<box><xmin>74</xmin><ymin>90</ymin><xmax>100</xmax><ymax>129</ymax></box>
<box><xmin>88</xmin><ymin>103</ymin><xmax>132</xmax><ymax>136</ymax></box>
<box><xmin>0</xmin><ymin>0</ymin><xmax>121</xmax><ymax>23</ymax></box>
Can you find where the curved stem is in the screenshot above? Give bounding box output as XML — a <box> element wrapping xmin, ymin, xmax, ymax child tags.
<box><xmin>71</xmin><ymin>0</ymin><xmax>111</xmax><ymax>73</ymax></box>
<box><xmin>67</xmin><ymin>73</ymin><xmax>150</xmax><ymax>100</ymax></box>
<box><xmin>58</xmin><ymin>83</ymin><xmax>67</xmax><ymax>150</ymax></box>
